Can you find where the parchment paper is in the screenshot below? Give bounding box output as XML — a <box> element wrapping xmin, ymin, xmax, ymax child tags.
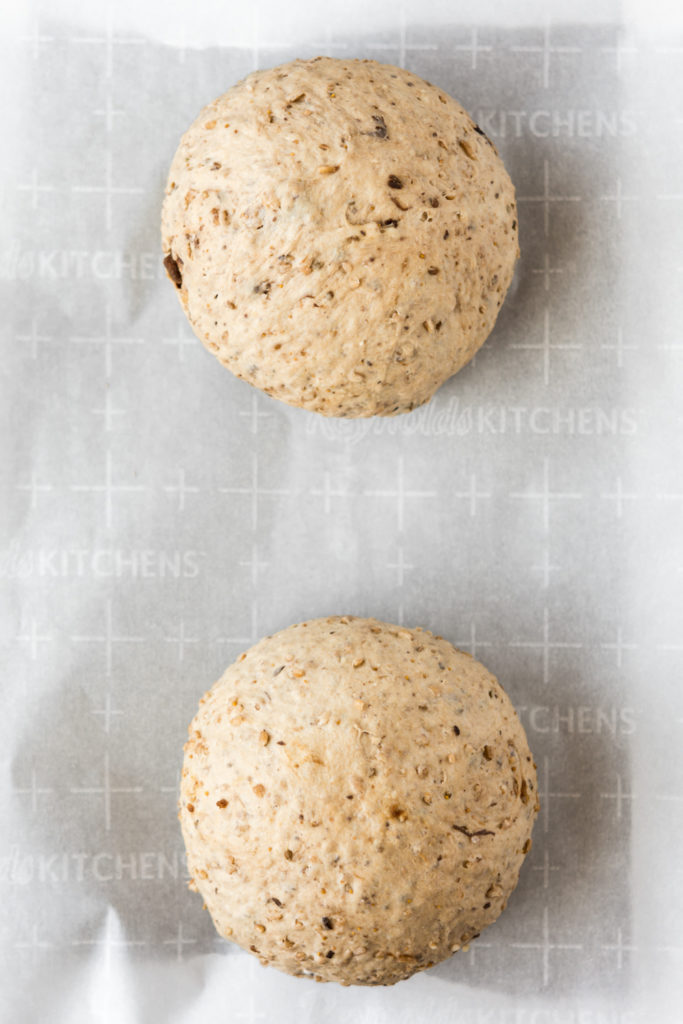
<box><xmin>2</xmin><ymin>1</ymin><xmax>682</xmax><ymax>1021</ymax></box>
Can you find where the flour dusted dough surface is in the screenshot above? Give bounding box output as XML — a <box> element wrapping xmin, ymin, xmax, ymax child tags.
<box><xmin>180</xmin><ymin>617</ymin><xmax>538</xmax><ymax>985</ymax></box>
<box><xmin>162</xmin><ymin>58</ymin><xmax>519</xmax><ymax>417</ymax></box>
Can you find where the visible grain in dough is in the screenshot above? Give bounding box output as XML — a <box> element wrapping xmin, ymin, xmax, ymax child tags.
<box><xmin>162</xmin><ymin>58</ymin><xmax>519</xmax><ymax>417</ymax></box>
<box><xmin>180</xmin><ymin>617</ymin><xmax>538</xmax><ymax>986</ymax></box>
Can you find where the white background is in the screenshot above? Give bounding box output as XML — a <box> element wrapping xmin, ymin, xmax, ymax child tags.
<box><xmin>1</xmin><ymin>1</ymin><xmax>682</xmax><ymax>1021</ymax></box>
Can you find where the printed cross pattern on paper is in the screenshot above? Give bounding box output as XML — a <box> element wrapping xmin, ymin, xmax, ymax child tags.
<box><xmin>3</xmin><ymin>6</ymin><xmax>682</xmax><ymax>1020</ymax></box>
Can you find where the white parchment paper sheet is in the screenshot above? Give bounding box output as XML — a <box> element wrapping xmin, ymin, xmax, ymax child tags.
<box><xmin>1</xmin><ymin>0</ymin><xmax>682</xmax><ymax>1021</ymax></box>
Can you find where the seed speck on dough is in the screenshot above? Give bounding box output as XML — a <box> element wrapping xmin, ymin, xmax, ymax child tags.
<box><xmin>453</xmin><ymin>824</ymin><xmax>495</xmax><ymax>839</ymax></box>
<box><xmin>163</xmin><ymin>253</ymin><xmax>182</xmax><ymax>289</ymax></box>
<box><xmin>369</xmin><ymin>114</ymin><xmax>388</xmax><ymax>139</ymax></box>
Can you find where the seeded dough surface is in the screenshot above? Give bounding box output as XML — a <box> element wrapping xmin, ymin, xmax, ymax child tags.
<box><xmin>180</xmin><ymin>617</ymin><xmax>538</xmax><ymax>985</ymax></box>
<box><xmin>162</xmin><ymin>57</ymin><xmax>519</xmax><ymax>417</ymax></box>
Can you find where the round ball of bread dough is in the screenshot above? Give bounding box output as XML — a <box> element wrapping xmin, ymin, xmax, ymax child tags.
<box><xmin>180</xmin><ymin>616</ymin><xmax>538</xmax><ymax>986</ymax></box>
<box><xmin>162</xmin><ymin>57</ymin><xmax>519</xmax><ymax>417</ymax></box>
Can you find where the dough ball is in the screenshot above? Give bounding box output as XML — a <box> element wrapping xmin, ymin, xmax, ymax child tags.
<box><xmin>162</xmin><ymin>57</ymin><xmax>519</xmax><ymax>417</ymax></box>
<box><xmin>180</xmin><ymin>616</ymin><xmax>538</xmax><ymax>986</ymax></box>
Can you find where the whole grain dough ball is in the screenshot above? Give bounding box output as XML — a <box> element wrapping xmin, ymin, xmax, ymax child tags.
<box><xmin>162</xmin><ymin>57</ymin><xmax>519</xmax><ymax>417</ymax></box>
<box><xmin>180</xmin><ymin>617</ymin><xmax>538</xmax><ymax>986</ymax></box>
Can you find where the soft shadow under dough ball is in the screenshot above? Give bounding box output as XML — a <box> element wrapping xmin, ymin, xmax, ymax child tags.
<box><xmin>180</xmin><ymin>617</ymin><xmax>538</xmax><ymax>986</ymax></box>
<box><xmin>162</xmin><ymin>57</ymin><xmax>519</xmax><ymax>417</ymax></box>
